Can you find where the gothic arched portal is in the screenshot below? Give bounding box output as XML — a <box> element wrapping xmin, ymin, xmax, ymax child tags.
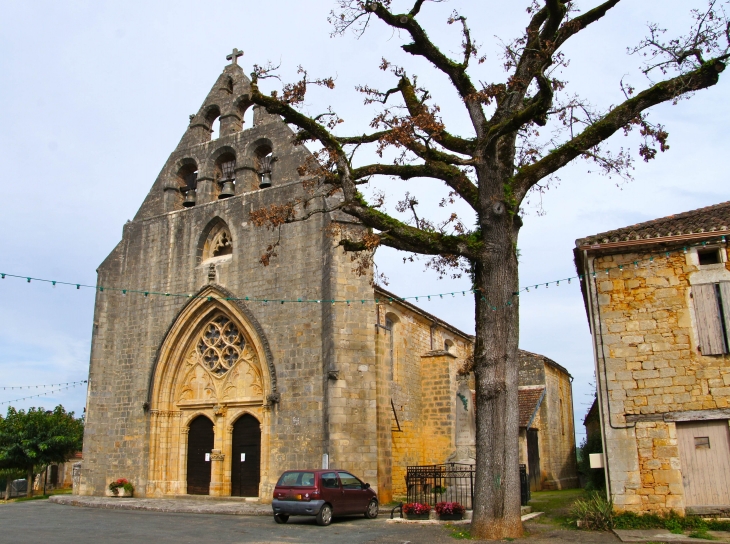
<box><xmin>146</xmin><ymin>286</ymin><xmax>276</xmax><ymax>498</ymax></box>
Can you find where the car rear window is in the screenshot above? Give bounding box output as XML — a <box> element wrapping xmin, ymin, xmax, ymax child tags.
<box><xmin>276</xmin><ymin>471</ymin><xmax>316</xmax><ymax>487</ymax></box>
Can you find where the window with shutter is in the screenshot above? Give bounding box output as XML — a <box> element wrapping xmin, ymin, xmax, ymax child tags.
<box><xmin>692</xmin><ymin>282</ymin><xmax>730</xmax><ymax>355</ymax></box>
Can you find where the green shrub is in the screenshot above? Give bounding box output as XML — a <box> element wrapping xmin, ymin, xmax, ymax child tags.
<box><xmin>570</xmin><ymin>491</ymin><xmax>614</xmax><ymax>531</ymax></box>
<box><xmin>577</xmin><ymin>433</ymin><xmax>605</xmax><ymax>490</ymax></box>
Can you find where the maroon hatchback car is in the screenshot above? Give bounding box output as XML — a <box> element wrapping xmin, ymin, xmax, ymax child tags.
<box><xmin>272</xmin><ymin>469</ymin><xmax>378</xmax><ymax>526</ymax></box>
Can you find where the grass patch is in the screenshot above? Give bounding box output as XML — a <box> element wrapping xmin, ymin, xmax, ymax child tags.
<box><xmin>12</xmin><ymin>494</ymin><xmax>49</xmax><ymax>502</ymax></box>
<box><xmin>445</xmin><ymin>523</ymin><xmax>473</xmax><ymax>540</ymax></box>
<box><xmin>528</xmin><ymin>488</ymin><xmax>587</xmax><ymax>527</ymax></box>
<box><xmin>688</xmin><ymin>529</ymin><xmax>717</xmax><ymax>540</ymax></box>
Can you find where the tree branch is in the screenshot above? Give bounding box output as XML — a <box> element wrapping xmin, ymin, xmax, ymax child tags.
<box><xmin>511</xmin><ymin>57</ymin><xmax>727</xmax><ymax>199</ymax></box>
<box><xmin>553</xmin><ymin>0</ymin><xmax>621</xmax><ymax>49</ymax></box>
<box><xmin>365</xmin><ymin>1</ymin><xmax>488</xmax><ymax>135</ymax></box>
<box><xmin>397</xmin><ymin>75</ymin><xmax>476</xmax><ymax>154</ymax></box>
<box><xmin>341</xmin><ymin>202</ymin><xmax>480</xmax><ymax>259</ymax></box>
<box><xmin>351</xmin><ymin>161</ymin><xmax>478</xmax><ymax>209</ymax></box>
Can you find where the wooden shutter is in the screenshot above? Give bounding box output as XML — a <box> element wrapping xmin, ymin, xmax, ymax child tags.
<box><xmin>720</xmin><ymin>282</ymin><xmax>730</xmax><ymax>350</ymax></box>
<box><xmin>693</xmin><ymin>284</ymin><xmax>726</xmax><ymax>355</ymax></box>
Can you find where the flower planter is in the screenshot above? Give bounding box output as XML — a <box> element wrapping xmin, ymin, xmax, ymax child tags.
<box><xmin>405</xmin><ymin>513</ymin><xmax>430</xmax><ymax>520</ymax></box>
<box><xmin>107</xmin><ymin>488</ymin><xmax>133</xmax><ymax>497</ymax></box>
<box><xmin>438</xmin><ymin>513</ymin><xmax>463</xmax><ymax>521</ymax></box>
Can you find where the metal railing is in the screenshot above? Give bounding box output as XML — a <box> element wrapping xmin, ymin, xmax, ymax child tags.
<box><xmin>405</xmin><ymin>463</ymin><xmax>474</xmax><ymax>509</ymax></box>
<box><xmin>520</xmin><ymin>464</ymin><xmax>530</xmax><ymax>506</ymax></box>
<box><xmin>405</xmin><ymin>464</ymin><xmax>531</xmax><ymax>510</ymax></box>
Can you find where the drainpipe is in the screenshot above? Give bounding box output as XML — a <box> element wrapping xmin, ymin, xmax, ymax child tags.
<box><xmin>583</xmin><ymin>249</ymin><xmax>612</xmax><ymax>501</ymax></box>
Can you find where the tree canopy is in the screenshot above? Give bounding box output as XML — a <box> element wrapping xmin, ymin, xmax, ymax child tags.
<box><xmin>0</xmin><ymin>406</ymin><xmax>84</xmax><ymax>497</ymax></box>
<box><xmin>245</xmin><ymin>1</ymin><xmax>728</xmax><ymax>538</ymax></box>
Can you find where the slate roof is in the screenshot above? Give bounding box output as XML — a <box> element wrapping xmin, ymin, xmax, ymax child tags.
<box><xmin>575</xmin><ymin>201</ymin><xmax>730</xmax><ymax>247</ymax></box>
<box><xmin>518</xmin><ymin>387</ymin><xmax>545</xmax><ymax>428</ymax></box>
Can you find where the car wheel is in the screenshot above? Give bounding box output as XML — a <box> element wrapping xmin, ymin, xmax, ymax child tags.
<box><xmin>365</xmin><ymin>498</ymin><xmax>379</xmax><ymax>519</ymax></box>
<box><xmin>316</xmin><ymin>503</ymin><xmax>333</xmax><ymax>526</ymax></box>
<box><xmin>273</xmin><ymin>513</ymin><xmax>289</xmax><ymax>524</ymax></box>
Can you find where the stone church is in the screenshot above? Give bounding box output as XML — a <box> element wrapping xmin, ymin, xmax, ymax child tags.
<box><xmin>78</xmin><ymin>54</ymin><xmax>576</xmax><ymax>503</ymax></box>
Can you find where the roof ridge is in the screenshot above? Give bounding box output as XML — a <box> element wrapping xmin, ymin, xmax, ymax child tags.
<box><xmin>575</xmin><ymin>200</ymin><xmax>730</xmax><ymax>246</ymax></box>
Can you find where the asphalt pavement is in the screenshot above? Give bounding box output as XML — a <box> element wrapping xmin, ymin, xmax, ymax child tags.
<box><xmin>0</xmin><ymin>500</ymin><xmax>453</xmax><ymax>544</ymax></box>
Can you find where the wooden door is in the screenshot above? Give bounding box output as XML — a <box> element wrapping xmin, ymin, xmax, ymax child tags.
<box><xmin>231</xmin><ymin>414</ymin><xmax>261</xmax><ymax>497</ymax></box>
<box><xmin>527</xmin><ymin>429</ymin><xmax>541</xmax><ymax>491</ymax></box>
<box><xmin>677</xmin><ymin>420</ymin><xmax>730</xmax><ymax>508</ymax></box>
<box><xmin>186</xmin><ymin>416</ymin><xmax>214</xmax><ymax>495</ymax></box>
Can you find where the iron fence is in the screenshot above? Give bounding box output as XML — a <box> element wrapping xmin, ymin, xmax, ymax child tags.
<box><xmin>520</xmin><ymin>464</ymin><xmax>530</xmax><ymax>506</ymax></box>
<box><xmin>405</xmin><ymin>464</ymin><xmax>531</xmax><ymax>510</ymax></box>
<box><xmin>405</xmin><ymin>463</ymin><xmax>474</xmax><ymax>509</ymax></box>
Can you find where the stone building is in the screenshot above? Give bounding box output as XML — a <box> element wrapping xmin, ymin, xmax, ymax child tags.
<box><xmin>517</xmin><ymin>351</ymin><xmax>579</xmax><ymax>491</ymax></box>
<box><xmin>575</xmin><ymin>201</ymin><xmax>730</xmax><ymax>515</ymax></box>
<box><xmin>373</xmin><ymin>288</ymin><xmax>577</xmax><ymax>496</ymax></box>
<box><xmin>78</xmin><ymin>56</ymin><xmax>576</xmax><ymax>504</ymax></box>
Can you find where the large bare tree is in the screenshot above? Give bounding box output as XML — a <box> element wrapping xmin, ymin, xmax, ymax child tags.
<box><xmin>248</xmin><ymin>1</ymin><xmax>729</xmax><ymax>539</ymax></box>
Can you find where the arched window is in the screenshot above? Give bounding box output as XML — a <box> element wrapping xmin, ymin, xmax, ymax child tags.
<box><xmin>214</xmin><ymin>152</ymin><xmax>236</xmax><ymax>199</ymax></box>
<box><xmin>205</xmin><ymin>106</ymin><xmax>221</xmax><ymax>141</ymax></box>
<box><xmin>384</xmin><ymin>312</ymin><xmax>399</xmax><ymax>379</ymax></box>
<box><xmin>201</xmin><ymin>220</ymin><xmax>233</xmax><ymax>262</ymax></box>
<box><xmin>175</xmin><ymin>162</ymin><xmax>198</xmax><ymax>209</ymax></box>
<box><xmin>253</xmin><ymin>143</ymin><xmax>274</xmax><ymax>188</ymax></box>
<box><xmin>242</xmin><ymin>106</ymin><xmax>254</xmax><ymax>130</ymax></box>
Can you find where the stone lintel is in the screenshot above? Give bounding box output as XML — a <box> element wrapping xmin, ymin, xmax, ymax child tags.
<box><xmin>625</xmin><ymin>408</ymin><xmax>730</xmax><ymax>423</ymax></box>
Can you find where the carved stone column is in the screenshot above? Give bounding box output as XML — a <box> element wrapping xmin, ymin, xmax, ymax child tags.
<box><xmin>209</xmin><ymin>405</ymin><xmax>227</xmax><ymax>496</ymax></box>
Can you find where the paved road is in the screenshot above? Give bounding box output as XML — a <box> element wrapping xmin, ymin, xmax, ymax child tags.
<box><xmin>0</xmin><ymin>501</ymin><xmax>453</xmax><ymax>544</ymax></box>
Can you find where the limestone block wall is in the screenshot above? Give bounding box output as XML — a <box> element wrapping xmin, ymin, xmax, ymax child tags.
<box><xmin>537</xmin><ymin>364</ymin><xmax>578</xmax><ymax>489</ymax></box>
<box><xmin>375</xmin><ymin>299</ymin><xmax>472</xmax><ymax>497</ymax></box>
<box><xmin>587</xmin><ymin>246</ymin><xmax>730</xmax><ymax>513</ymax></box>
<box><xmin>80</xmin><ymin>184</ymin><xmax>376</xmax><ymax>499</ymax></box>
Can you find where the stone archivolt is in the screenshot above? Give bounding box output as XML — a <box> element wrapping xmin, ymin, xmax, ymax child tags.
<box><xmin>147</xmin><ymin>288</ymin><xmax>271</xmax><ymax>497</ymax></box>
<box><xmin>176</xmin><ymin>314</ymin><xmax>264</xmax><ymax>405</ymax></box>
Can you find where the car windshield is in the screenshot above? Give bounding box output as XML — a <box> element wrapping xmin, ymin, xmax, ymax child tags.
<box><xmin>276</xmin><ymin>471</ymin><xmax>316</xmax><ymax>487</ymax></box>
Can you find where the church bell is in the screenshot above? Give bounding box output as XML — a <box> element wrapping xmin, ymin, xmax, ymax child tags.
<box><xmin>183</xmin><ymin>189</ymin><xmax>197</xmax><ymax>207</ymax></box>
<box><xmin>259</xmin><ymin>172</ymin><xmax>272</xmax><ymax>189</ymax></box>
<box><xmin>219</xmin><ymin>180</ymin><xmax>235</xmax><ymax>199</ymax></box>
<box><xmin>258</xmin><ymin>155</ymin><xmax>274</xmax><ymax>188</ymax></box>
<box><xmin>219</xmin><ymin>159</ymin><xmax>236</xmax><ymax>199</ymax></box>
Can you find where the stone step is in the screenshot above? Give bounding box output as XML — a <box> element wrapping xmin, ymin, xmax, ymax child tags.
<box><xmin>172</xmin><ymin>495</ymin><xmax>260</xmax><ymax>503</ymax></box>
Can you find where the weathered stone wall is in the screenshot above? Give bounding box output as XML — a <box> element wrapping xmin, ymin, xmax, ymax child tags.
<box><xmin>538</xmin><ymin>363</ymin><xmax>578</xmax><ymax>489</ymax></box>
<box><xmin>80</xmin><ymin>65</ymin><xmax>377</xmax><ymax>499</ymax></box>
<box><xmin>588</xmin><ymin>246</ymin><xmax>730</xmax><ymax>513</ymax></box>
<box><xmin>375</xmin><ymin>300</ymin><xmax>471</xmax><ymax>497</ymax></box>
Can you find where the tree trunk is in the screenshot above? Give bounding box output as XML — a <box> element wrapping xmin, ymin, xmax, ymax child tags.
<box><xmin>4</xmin><ymin>477</ymin><xmax>10</xmax><ymax>501</ymax></box>
<box><xmin>26</xmin><ymin>467</ymin><xmax>33</xmax><ymax>498</ymax></box>
<box><xmin>470</xmin><ymin>224</ymin><xmax>523</xmax><ymax>540</ymax></box>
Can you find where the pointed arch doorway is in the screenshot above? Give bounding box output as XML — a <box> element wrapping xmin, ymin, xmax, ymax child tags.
<box><xmin>146</xmin><ymin>285</ymin><xmax>278</xmax><ymax>499</ymax></box>
<box><xmin>187</xmin><ymin>416</ymin><xmax>214</xmax><ymax>495</ymax></box>
<box><xmin>231</xmin><ymin>414</ymin><xmax>261</xmax><ymax>496</ymax></box>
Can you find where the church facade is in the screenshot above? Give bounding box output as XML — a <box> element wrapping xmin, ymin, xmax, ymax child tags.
<box><xmin>78</xmin><ymin>57</ymin><xmax>576</xmax><ymax>503</ymax></box>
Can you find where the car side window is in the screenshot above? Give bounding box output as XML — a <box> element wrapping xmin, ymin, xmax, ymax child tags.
<box><xmin>338</xmin><ymin>472</ymin><xmax>363</xmax><ymax>490</ymax></box>
<box><xmin>320</xmin><ymin>472</ymin><xmax>339</xmax><ymax>489</ymax></box>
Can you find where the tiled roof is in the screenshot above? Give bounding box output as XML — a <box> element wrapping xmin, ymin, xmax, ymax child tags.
<box><xmin>575</xmin><ymin>201</ymin><xmax>730</xmax><ymax>246</ymax></box>
<box><xmin>518</xmin><ymin>387</ymin><xmax>545</xmax><ymax>428</ymax></box>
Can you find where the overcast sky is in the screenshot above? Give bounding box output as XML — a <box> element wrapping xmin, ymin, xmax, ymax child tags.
<box><xmin>0</xmin><ymin>1</ymin><xmax>727</xmax><ymax>441</ymax></box>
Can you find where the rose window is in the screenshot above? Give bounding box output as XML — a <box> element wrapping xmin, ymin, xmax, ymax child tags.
<box><xmin>196</xmin><ymin>316</ymin><xmax>246</xmax><ymax>376</ymax></box>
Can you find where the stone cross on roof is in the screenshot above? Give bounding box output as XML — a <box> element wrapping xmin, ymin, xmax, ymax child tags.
<box><xmin>226</xmin><ymin>48</ymin><xmax>243</xmax><ymax>65</ymax></box>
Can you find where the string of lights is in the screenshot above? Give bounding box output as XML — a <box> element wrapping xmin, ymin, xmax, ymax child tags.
<box><xmin>0</xmin><ymin>381</ymin><xmax>88</xmax><ymax>406</ymax></box>
<box><xmin>0</xmin><ymin>236</ymin><xmax>725</xmax><ymax>311</ymax></box>
<box><xmin>1</xmin><ymin>381</ymin><xmax>88</xmax><ymax>391</ymax></box>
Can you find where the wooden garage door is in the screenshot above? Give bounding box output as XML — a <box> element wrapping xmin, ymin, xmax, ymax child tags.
<box><xmin>677</xmin><ymin>420</ymin><xmax>730</xmax><ymax>507</ymax></box>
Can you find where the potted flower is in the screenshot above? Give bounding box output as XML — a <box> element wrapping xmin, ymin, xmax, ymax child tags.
<box><xmin>108</xmin><ymin>478</ymin><xmax>134</xmax><ymax>497</ymax></box>
<box><xmin>403</xmin><ymin>502</ymin><xmax>431</xmax><ymax>520</ymax></box>
<box><xmin>435</xmin><ymin>501</ymin><xmax>465</xmax><ymax>521</ymax></box>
